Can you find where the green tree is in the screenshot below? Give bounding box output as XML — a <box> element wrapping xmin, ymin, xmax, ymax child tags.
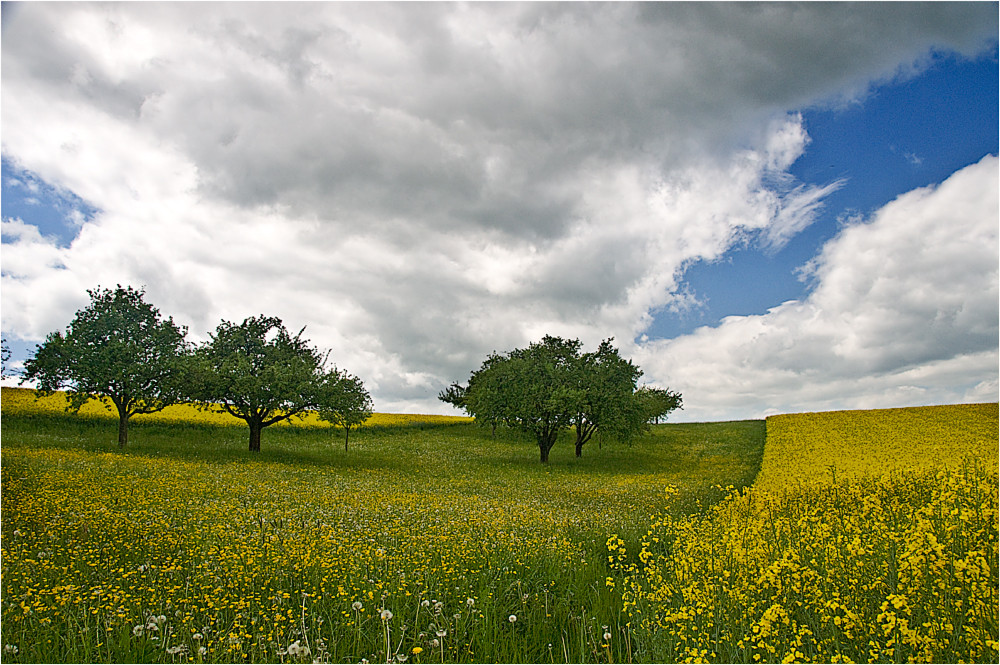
<box><xmin>442</xmin><ymin>336</ymin><xmax>577</xmax><ymax>462</ymax></box>
<box><xmin>190</xmin><ymin>315</ymin><xmax>331</xmax><ymax>452</ymax></box>
<box><xmin>1</xmin><ymin>339</ymin><xmax>14</xmax><ymax>378</ymax></box>
<box><xmin>634</xmin><ymin>385</ymin><xmax>683</xmax><ymax>425</ymax></box>
<box><xmin>569</xmin><ymin>339</ymin><xmax>645</xmax><ymax>457</ymax></box>
<box><xmin>20</xmin><ymin>285</ymin><xmax>189</xmax><ymax>448</ymax></box>
<box><xmin>316</xmin><ymin>368</ymin><xmax>374</xmax><ymax>450</ymax></box>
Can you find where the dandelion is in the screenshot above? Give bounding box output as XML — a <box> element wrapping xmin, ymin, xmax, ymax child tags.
<box><xmin>420</xmin><ymin>599</ymin><xmax>430</xmax><ymax>608</ymax></box>
<box><xmin>4</xmin><ymin>645</ymin><xmax>18</xmax><ymax>655</ymax></box>
<box><xmin>351</xmin><ymin>601</ymin><xmax>363</xmax><ymax>611</ymax></box>
<box><xmin>603</xmin><ymin>631</ymin><xmax>612</xmax><ymax>641</ymax></box>
<box><xmin>380</xmin><ymin>609</ymin><xmax>393</xmax><ymax>621</ymax></box>
<box><xmin>508</xmin><ymin>614</ymin><xmax>517</xmax><ymax>623</ymax></box>
<box><xmin>286</xmin><ymin>640</ymin><xmax>310</xmax><ymax>657</ymax></box>
<box><xmin>396</xmin><ymin>655</ymin><xmax>408</xmax><ymax>663</ymax></box>
<box><xmin>192</xmin><ymin>633</ymin><xmax>203</xmax><ymax>641</ymax></box>
<box><xmin>430</xmin><ymin>639</ymin><xmax>439</xmax><ymax>648</ymax></box>
<box><xmin>411</xmin><ymin>647</ymin><xmax>423</xmax><ymax>655</ymax></box>
<box><xmin>133</xmin><ymin>625</ymin><xmax>144</xmax><ymax>636</ymax></box>
<box><xmin>435</xmin><ymin>629</ymin><xmax>447</xmax><ymax>638</ymax></box>
<box><xmin>197</xmin><ymin>646</ymin><xmax>207</xmax><ymax>656</ymax></box>
<box><xmin>466</xmin><ymin>598</ymin><xmax>475</xmax><ymax>607</ymax></box>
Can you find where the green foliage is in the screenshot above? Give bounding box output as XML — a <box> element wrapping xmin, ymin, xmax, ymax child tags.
<box><xmin>634</xmin><ymin>385</ymin><xmax>683</xmax><ymax>425</ymax></box>
<box><xmin>19</xmin><ymin>285</ymin><xmax>188</xmax><ymax>448</ymax></box>
<box><xmin>315</xmin><ymin>369</ymin><xmax>374</xmax><ymax>450</ymax></box>
<box><xmin>189</xmin><ymin>315</ymin><xmax>333</xmax><ymax>452</ymax></box>
<box><xmin>569</xmin><ymin>339</ymin><xmax>645</xmax><ymax>457</ymax></box>
<box><xmin>443</xmin><ymin>336</ymin><xmax>679</xmax><ymax>462</ymax></box>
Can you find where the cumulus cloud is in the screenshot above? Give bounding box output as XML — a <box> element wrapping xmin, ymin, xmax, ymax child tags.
<box><xmin>635</xmin><ymin>156</ymin><xmax>999</xmax><ymax>421</ymax></box>
<box><xmin>1</xmin><ymin>2</ymin><xmax>996</xmax><ymax>412</ymax></box>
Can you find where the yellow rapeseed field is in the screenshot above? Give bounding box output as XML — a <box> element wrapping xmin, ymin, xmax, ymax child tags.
<box><xmin>0</xmin><ymin>386</ymin><xmax>471</xmax><ymax>428</ymax></box>
<box><xmin>616</xmin><ymin>403</ymin><xmax>999</xmax><ymax>663</ymax></box>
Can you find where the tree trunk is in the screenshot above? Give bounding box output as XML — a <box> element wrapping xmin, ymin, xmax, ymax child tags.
<box><xmin>575</xmin><ymin>439</ymin><xmax>584</xmax><ymax>457</ymax></box>
<box><xmin>540</xmin><ymin>443</ymin><xmax>551</xmax><ymax>463</ymax></box>
<box><xmin>118</xmin><ymin>411</ymin><xmax>129</xmax><ymax>449</ymax></box>
<box><xmin>249</xmin><ymin>421</ymin><xmax>262</xmax><ymax>452</ymax></box>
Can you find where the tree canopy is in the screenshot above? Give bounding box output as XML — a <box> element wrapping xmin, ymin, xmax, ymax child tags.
<box><xmin>190</xmin><ymin>315</ymin><xmax>334</xmax><ymax>452</ymax></box>
<box><xmin>20</xmin><ymin>285</ymin><xmax>189</xmax><ymax>447</ymax></box>
<box><xmin>441</xmin><ymin>336</ymin><xmax>670</xmax><ymax>462</ymax></box>
<box><xmin>316</xmin><ymin>369</ymin><xmax>374</xmax><ymax>450</ymax></box>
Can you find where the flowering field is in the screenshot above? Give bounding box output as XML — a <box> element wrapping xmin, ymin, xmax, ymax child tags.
<box><xmin>0</xmin><ymin>386</ymin><xmax>471</xmax><ymax>428</ymax></box>
<box><xmin>0</xmin><ymin>388</ymin><xmax>764</xmax><ymax>663</ymax></box>
<box><xmin>617</xmin><ymin>403</ymin><xmax>999</xmax><ymax>663</ymax></box>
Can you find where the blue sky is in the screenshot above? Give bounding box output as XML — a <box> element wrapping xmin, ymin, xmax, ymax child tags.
<box><xmin>2</xmin><ymin>2</ymin><xmax>997</xmax><ymax>419</ymax></box>
<box><xmin>648</xmin><ymin>50</ymin><xmax>1000</xmax><ymax>341</ymax></box>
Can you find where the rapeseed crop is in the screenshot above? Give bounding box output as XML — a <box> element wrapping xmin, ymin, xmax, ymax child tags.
<box><xmin>0</xmin><ymin>386</ymin><xmax>471</xmax><ymax>428</ymax></box>
<box><xmin>618</xmin><ymin>404</ymin><xmax>999</xmax><ymax>663</ymax></box>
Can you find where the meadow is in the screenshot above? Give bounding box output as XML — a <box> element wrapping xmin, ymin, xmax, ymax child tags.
<box><xmin>1</xmin><ymin>389</ymin><xmax>996</xmax><ymax>663</ymax></box>
<box><xmin>1</xmin><ymin>387</ymin><xmax>764</xmax><ymax>663</ymax></box>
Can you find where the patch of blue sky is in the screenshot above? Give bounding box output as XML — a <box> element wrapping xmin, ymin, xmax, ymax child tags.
<box><xmin>1</xmin><ymin>157</ymin><xmax>100</xmax><ymax>248</ymax></box>
<box><xmin>646</xmin><ymin>49</ymin><xmax>999</xmax><ymax>341</ymax></box>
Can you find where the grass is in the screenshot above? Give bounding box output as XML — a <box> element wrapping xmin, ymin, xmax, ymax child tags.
<box><xmin>0</xmin><ymin>387</ymin><xmax>764</xmax><ymax>663</ymax></box>
<box><xmin>4</xmin><ymin>389</ymin><xmax>995</xmax><ymax>663</ymax></box>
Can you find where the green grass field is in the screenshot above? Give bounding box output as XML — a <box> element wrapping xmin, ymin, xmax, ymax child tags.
<box><xmin>2</xmin><ymin>390</ymin><xmax>996</xmax><ymax>663</ymax></box>
<box><xmin>0</xmin><ymin>388</ymin><xmax>764</xmax><ymax>663</ymax></box>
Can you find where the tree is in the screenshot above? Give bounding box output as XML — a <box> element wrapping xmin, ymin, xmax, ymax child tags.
<box><xmin>568</xmin><ymin>339</ymin><xmax>645</xmax><ymax>457</ymax></box>
<box><xmin>189</xmin><ymin>315</ymin><xmax>333</xmax><ymax>452</ymax></box>
<box><xmin>20</xmin><ymin>285</ymin><xmax>189</xmax><ymax>448</ymax></box>
<box><xmin>1</xmin><ymin>339</ymin><xmax>14</xmax><ymax>378</ymax></box>
<box><xmin>316</xmin><ymin>368</ymin><xmax>374</xmax><ymax>450</ymax></box>
<box><xmin>634</xmin><ymin>385</ymin><xmax>683</xmax><ymax>425</ymax></box>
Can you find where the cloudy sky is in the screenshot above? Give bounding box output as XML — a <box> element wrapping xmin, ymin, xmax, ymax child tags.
<box><xmin>2</xmin><ymin>2</ymin><xmax>997</xmax><ymax>421</ymax></box>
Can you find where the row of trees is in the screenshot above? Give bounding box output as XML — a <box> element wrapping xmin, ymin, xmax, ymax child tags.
<box><xmin>21</xmin><ymin>285</ymin><xmax>372</xmax><ymax>451</ymax></box>
<box><xmin>439</xmin><ymin>335</ymin><xmax>681</xmax><ymax>462</ymax></box>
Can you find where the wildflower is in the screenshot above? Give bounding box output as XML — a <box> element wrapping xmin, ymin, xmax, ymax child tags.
<box><xmin>197</xmin><ymin>646</ymin><xmax>207</xmax><ymax>656</ymax></box>
<box><xmin>192</xmin><ymin>633</ymin><xmax>203</xmax><ymax>641</ymax></box>
<box><xmin>380</xmin><ymin>609</ymin><xmax>393</xmax><ymax>621</ymax></box>
<box><xmin>420</xmin><ymin>599</ymin><xmax>430</xmax><ymax>608</ymax></box>
<box><xmin>508</xmin><ymin>614</ymin><xmax>517</xmax><ymax>623</ymax></box>
<box><xmin>396</xmin><ymin>655</ymin><xmax>408</xmax><ymax>663</ymax></box>
<box><xmin>352</xmin><ymin>601</ymin><xmax>363</xmax><ymax>611</ymax></box>
<box><xmin>411</xmin><ymin>647</ymin><xmax>423</xmax><ymax>655</ymax></box>
<box><xmin>603</xmin><ymin>631</ymin><xmax>612</xmax><ymax>641</ymax></box>
<box><xmin>430</xmin><ymin>639</ymin><xmax>439</xmax><ymax>648</ymax></box>
<box><xmin>466</xmin><ymin>598</ymin><xmax>475</xmax><ymax>607</ymax></box>
<box><xmin>286</xmin><ymin>640</ymin><xmax>310</xmax><ymax>657</ymax></box>
<box><xmin>435</xmin><ymin>629</ymin><xmax>447</xmax><ymax>637</ymax></box>
<box><xmin>4</xmin><ymin>645</ymin><xmax>18</xmax><ymax>655</ymax></box>
<box><xmin>133</xmin><ymin>625</ymin><xmax>145</xmax><ymax>636</ymax></box>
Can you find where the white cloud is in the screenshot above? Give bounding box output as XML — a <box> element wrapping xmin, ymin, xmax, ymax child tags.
<box><xmin>1</xmin><ymin>2</ymin><xmax>996</xmax><ymax>414</ymax></box>
<box><xmin>635</xmin><ymin>156</ymin><xmax>999</xmax><ymax>421</ymax></box>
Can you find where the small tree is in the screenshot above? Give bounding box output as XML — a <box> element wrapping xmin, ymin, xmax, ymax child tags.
<box><xmin>190</xmin><ymin>315</ymin><xmax>330</xmax><ymax>452</ymax></box>
<box><xmin>635</xmin><ymin>385</ymin><xmax>683</xmax><ymax>425</ymax></box>
<box><xmin>20</xmin><ymin>285</ymin><xmax>189</xmax><ymax>448</ymax></box>
<box><xmin>444</xmin><ymin>336</ymin><xmax>581</xmax><ymax>463</ymax></box>
<box><xmin>569</xmin><ymin>339</ymin><xmax>645</xmax><ymax>457</ymax></box>
<box><xmin>1</xmin><ymin>339</ymin><xmax>14</xmax><ymax>378</ymax></box>
<box><xmin>316</xmin><ymin>369</ymin><xmax>373</xmax><ymax>450</ymax></box>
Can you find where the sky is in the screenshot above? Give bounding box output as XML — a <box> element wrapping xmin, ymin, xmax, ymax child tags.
<box><xmin>1</xmin><ymin>1</ymin><xmax>997</xmax><ymax>421</ymax></box>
